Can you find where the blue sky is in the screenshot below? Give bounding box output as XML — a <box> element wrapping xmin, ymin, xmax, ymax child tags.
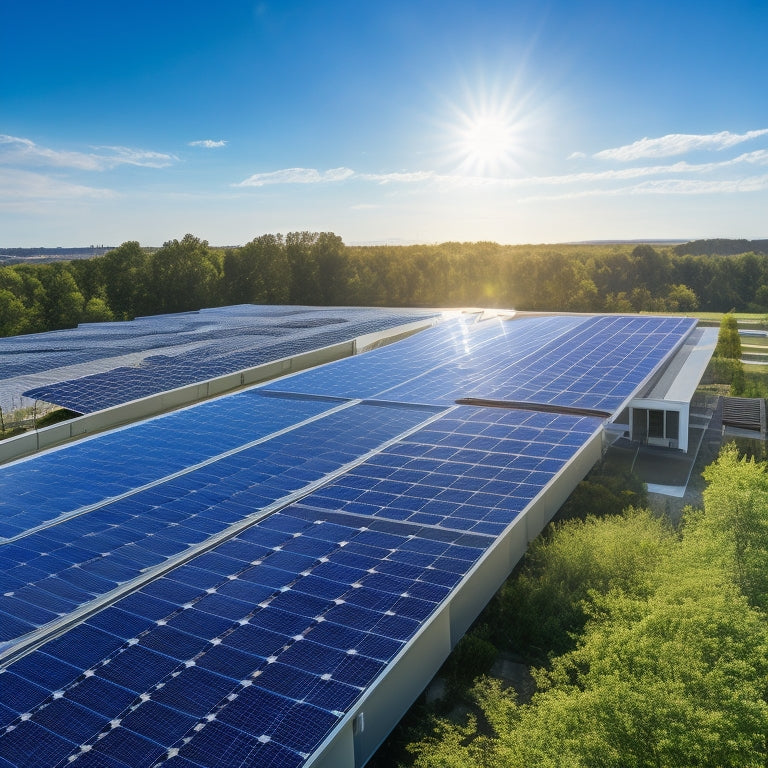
<box><xmin>2</xmin><ymin>0</ymin><xmax>767</xmax><ymax>246</ymax></box>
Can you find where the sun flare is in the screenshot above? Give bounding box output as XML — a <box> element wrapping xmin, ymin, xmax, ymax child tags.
<box><xmin>438</xmin><ymin>72</ymin><xmax>538</xmax><ymax>177</ymax></box>
<box><xmin>458</xmin><ymin>113</ymin><xmax>517</xmax><ymax>173</ymax></box>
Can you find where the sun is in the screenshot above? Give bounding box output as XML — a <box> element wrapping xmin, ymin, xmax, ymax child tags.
<box><xmin>437</xmin><ymin>73</ymin><xmax>535</xmax><ymax>177</ymax></box>
<box><xmin>456</xmin><ymin>112</ymin><xmax>518</xmax><ymax>174</ymax></box>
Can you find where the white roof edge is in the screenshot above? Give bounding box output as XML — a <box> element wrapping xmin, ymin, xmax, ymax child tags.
<box><xmin>635</xmin><ymin>325</ymin><xmax>718</xmax><ymax>405</ymax></box>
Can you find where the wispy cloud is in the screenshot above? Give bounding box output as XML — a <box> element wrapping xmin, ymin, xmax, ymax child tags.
<box><xmin>236</xmin><ymin>152</ymin><xmax>768</xmax><ymax>192</ymax></box>
<box><xmin>360</xmin><ymin>171</ymin><xmax>437</xmax><ymax>184</ymax></box>
<box><xmin>236</xmin><ymin>167</ymin><xmax>355</xmax><ymax>186</ymax></box>
<box><xmin>0</xmin><ymin>168</ymin><xmax>115</xmax><ymax>203</ymax></box>
<box><xmin>518</xmin><ymin>174</ymin><xmax>768</xmax><ymax>203</ymax></box>
<box><xmin>189</xmin><ymin>139</ymin><xmax>227</xmax><ymax>148</ymax></box>
<box><xmin>0</xmin><ymin>134</ymin><xmax>178</xmax><ymax>170</ymax></box>
<box><xmin>594</xmin><ymin>129</ymin><xmax>768</xmax><ymax>162</ymax></box>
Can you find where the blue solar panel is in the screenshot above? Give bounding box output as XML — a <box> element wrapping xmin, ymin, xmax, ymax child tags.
<box><xmin>264</xmin><ymin>314</ymin><xmax>585</xmax><ymax>401</ymax></box>
<box><xmin>378</xmin><ymin>315</ymin><xmax>696</xmax><ymax>409</ymax></box>
<box><xmin>0</xmin><ymin>504</ymin><xmax>488</xmax><ymax>767</ymax></box>
<box><xmin>0</xmin><ymin>390</ymin><xmax>338</xmax><ymax>539</ymax></box>
<box><xmin>0</xmin><ymin>400</ymin><xmax>442</xmax><ymax>645</ymax></box>
<box><xmin>16</xmin><ymin>307</ymin><xmax>437</xmax><ymax>414</ymax></box>
<box><xmin>297</xmin><ymin>406</ymin><xmax>602</xmax><ymax>536</ymax></box>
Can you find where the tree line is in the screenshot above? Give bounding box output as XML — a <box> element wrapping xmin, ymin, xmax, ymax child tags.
<box><xmin>4</xmin><ymin>233</ymin><xmax>768</xmax><ymax>336</ymax></box>
<box><xmin>399</xmin><ymin>444</ymin><xmax>768</xmax><ymax>767</ymax></box>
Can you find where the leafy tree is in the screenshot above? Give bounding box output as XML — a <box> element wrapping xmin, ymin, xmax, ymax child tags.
<box><xmin>100</xmin><ymin>241</ymin><xmax>148</xmax><ymax>319</ymax></box>
<box><xmin>0</xmin><ymin>288</ymin><xmax>27</xmax><ymax>336</ymax></box>
<box><xmin>631</xmin><ymin>244</ymin><xmax>669</xmax><ymax>295</ymax></box>
<box><xmin>146</xmin><ymin>234</ymin><xmax>220</xmax><ymax>314</ymax></box>
<box><xmin>69</xmin><ymin>257</ymin><xmax>106</xmax><ymax>305</ymax></box>
<box><xmin>696</xmin><ymin>442</ymin><xmax>768</xmax><ymax>607</ymax></box>
<box><xmin>603</xmin><ymin>291</ymin><xmax>634</xmax><ymax>313</ymax></box>
<box><xmin>312</xmin><ymin>231</ymin><xmax>350</xmax><ymax>305</ymax></box>
<box><xmin>497</xmin><ymin>508</ymin><xmax>673</xmax><ymax>658</ymax></box>
<box><xmin>286</xmin><ymin>231</ymin><xmax>320</xmax><ymax>304</ymax></box>
<box><xmin>81</xmin><ymin>296</ymin><xmax>114</xmax><ymax>323</ymax></box>
<box><xmin>715</xmin><ymin>312</ymin><xmax>742</xmax><ymax>359</ymax></box>
<box><xmin>38</xmin><ymin>265</ymin><xmax>84</xmax><ymax>330</ymax></box>
<box><xmin>665</xmin><ymin>283</ymin><xmax>699</xmax><ymax>312</ymax></box>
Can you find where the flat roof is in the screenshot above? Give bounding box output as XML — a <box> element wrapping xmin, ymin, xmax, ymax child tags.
<box><xmin>0</xmin><ymin>310</ymin><xmax>695</xmax><ymax>768</ymax></box>
<box><xmin>638</xmin><ymin>325</ymin><xmax>717</xmax><ymax>404</ymax></box>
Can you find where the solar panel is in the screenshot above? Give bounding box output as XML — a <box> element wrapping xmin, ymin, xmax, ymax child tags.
<box><xmin>14</xmin><ymin>307</ymin><xmax>437</xmax><ymax>414</ymax></box>
<box><xmin>0</xmin><ymin>400</ymin><xmax>443</xmax><ymax>645</ymax></box>
<box><xmin>298</xmin><ymin>406</ymin><xmax>603</xmax><ymax>535</ymax></box>
<box><xmin>0</xmin><ymin>390</ymin><xmax>340</xmax><ymax>539</ymax></box>
<box><xmin>377</xmin><ymin>315</ymin><xmax>696</xmax><ymax>409</ymax></box>
<box><xmin>0</xmin><ymin>509</ymin><xmax>487</xmax><ymax>767</ymax></box>
<box><xmin>264</xmin><ymin>314</ymin><xmax>586</xmax><ymax>401</ymax></box>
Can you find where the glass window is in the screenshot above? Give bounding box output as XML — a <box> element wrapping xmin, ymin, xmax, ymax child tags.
<box><xmin>666</xmin><ymin>410</ymin><xmax>679</xmax><ymax>440</ymax></box>
<box><xmin>648</xmin><ymin>410</ymin><xmax>664</xmax><ymax>438</ymax></box>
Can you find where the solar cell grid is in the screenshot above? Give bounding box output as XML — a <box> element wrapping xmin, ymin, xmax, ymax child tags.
<box><xmin>265</xmin><ymin>314</ymin><xmax>585</xmax><ymax>403</ymax></box>
<box><xmin>0</xmin><ymin>390</ymin><xmax>336</xmax><ymax>539</ymax></box>
<box><xmin>0</xmin><ymin>311</ymin><xmax>699</xmax><ymax>768</ymax></box>
<box><xmin>298</xmin><ymin>406</ymin><xmax>602</xmax><ymax>535</ymax></box>
<box><xmin>377</xmin><ymin>314</ymin><xmax>695</xmax><ymax>410</ymax></box>
<box><xmin>0</xmin><ymin>400</ymin><xmax>442</xmax><ymax>645</ymax></box>
<box><xmin>19</xmin><ymin>308</ymin><xmax>437</xmax><ymax>414</ymax></box>
<box><xmin>0</xmin><ymin>498</ymin><xmax>492</xmax><ymax>767</ymax></box>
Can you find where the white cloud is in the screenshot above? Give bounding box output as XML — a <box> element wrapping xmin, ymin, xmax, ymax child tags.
<box><xmin>594</xmin><ymin>129</ymin><xmax>768</xmax><ymax>162</ymax></box>
<box><xmin>92</xmin><ymin>145</ymin><xmax>178</xmax><ymax>168</ymax></box>
<box><xmin>189</xmin><ymin>139</ymin><xmax>227</xmax><ymax>148</ymax></box>
<box><xmin>232</xmin><ymin>152</ymin><xmax>768</xmax><ymax>200</ymax></box>
<box><xmin>568</xmin><ymin>151</ymin><xmax>587</xmax><ymax>160</ymax></box>
<box><xmin>0</xmin><ymin>134</ymin><xmax>178</xmax><ymax>170</ymax></box>
<box><xmin>518</xmin><ymin>173</ymin><xmax>768</xmax><ymax>203</ymax></box>
<box><xmin>361</xmin><ymin>171</ymin><xmax>437</xmax><ymax>184</ymax></box>
<box><xmin>0</xmin><ymin>168</ymin><xmax>115</xmax><ymax>203</ymax></box>
<box><xmin>236</xmin><ymin>167</ymin><xmax>355</xmax><ymax>186</ymax></box>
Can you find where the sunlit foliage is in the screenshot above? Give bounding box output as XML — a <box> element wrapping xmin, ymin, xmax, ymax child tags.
<box><xmin>408</xmin><ymin>445</ymin><xmax>768</xmax><ymax>767</ymax></box>
<box><xmin>4</xmin><ymin>236</ymin><xmax>768</xmax><ymax>337</ymax></box>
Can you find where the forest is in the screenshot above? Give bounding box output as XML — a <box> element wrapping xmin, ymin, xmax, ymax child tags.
<box><xmin>3</xmin><ymin>233</ymin><xmax>768</xmax><ymax>337</ymax></box>
<box><xmin>387</xmin><ymin>443</ymin><xmax>768</xmax><ymax>767</ymax></box>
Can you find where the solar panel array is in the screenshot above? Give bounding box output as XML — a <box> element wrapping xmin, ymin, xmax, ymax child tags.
<box><xmin>1</xmin><ymin>305</ymin><xmax>437</xmax><ymax>414</ymax></box>
<box><xmin>266</xmin><ymin>314</ymin><xmax>695</xmax><ymax>412</ymax></box>
<box><xmin>0</xmin><ymin>312</ymin><xmax>696</xmax><ymax>768</ymax></box>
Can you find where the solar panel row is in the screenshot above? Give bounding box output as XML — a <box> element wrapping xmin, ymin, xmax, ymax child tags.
<box><xmin>265</xmin><ymin>314</ymin><xmax>695</xmax><ymax>411</ymax></box>
<box><xmin>16</xmin><ymin>307</ymin><xmax>438</xmax><ymax>414</ymax></box>
<box><xmin>0</xmin><ymin>399</ymin><xmax>443</xmax><ymax>645</ymax></box>
<box><xmin>0</xmin><ymin>499</ymin><xmax>490</xmax><ymax>767</ymax></box>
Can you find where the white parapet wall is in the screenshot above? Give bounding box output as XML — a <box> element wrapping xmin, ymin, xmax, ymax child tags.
<box><xmin>0</xmin><ymin>317</ymin><xmax>442</xmax><ymax>466</ymax></box>
<box><xmin>0</xmin><ymin>341</ymin><xmax>351</xmax><ymax>464</ymax></box>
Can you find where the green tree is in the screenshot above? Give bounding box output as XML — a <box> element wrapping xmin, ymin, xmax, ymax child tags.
<box><xmin>286</xmin><ymin>231</ymin><xmax>320</xmax><ymax>304</ymax></box>
<box><xmin>665</xmin><ymin>283</ymin><xmax>699</xmax><ymax>312</ymax></box>
<box><xmin>100</xmin><ymin>241</ymin><xmax>148</xmax><ymax>319</ymax></box>
<box><xmin>0</xmin><ymin>288</ymin><xmax>28</xmax><ymax>336</ymax></box>
<box><xmin>81</xmin><ymin>296</ymin><xmax>114</xmax><ymax>323</ymax></box>
<box><xmin>715</xmin><ymin>312</ymin><xmax>742</xmax><ymax>359</ymax></box>
<box><xmin>223</xmin><ymin>234</ymin><xmax>291</xmax><ymax>305</ymax></box>
<box><xmin>312</xmin><ymin>231</ymin><xmax>350</xmax><ymax>304</ymax></box>
<box><xmin>147</xmin><ymin>234</ymin><xmax>220</xmax><ymax>314</ymax></box>
<box><xmin>38</xmin><ymin>265</ymin><xmax>84</xmax><ymax>330</ymax></box>
<box><xmin>498</xmin><ymin>508</ymin><xmax>672</xmax><ymax>657</ymax></box>
<box><xmin>696</xmin><ymin>443</ymin><xmax>768</xmax><ymax>607</ymax></box>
